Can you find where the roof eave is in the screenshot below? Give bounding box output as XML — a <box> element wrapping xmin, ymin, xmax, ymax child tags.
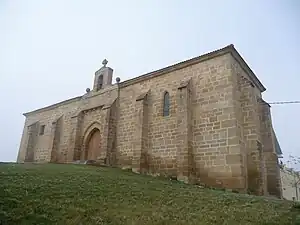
<box><xmin>23</xmin><ymin>96</ymin><xmax>82</xmax><ymax>117</ymax></box>
<box><xmin>119</xmin><ymin>44</ymin><xmax>235</xmax><ymax>88</ymax></box>
<box><xmin>228</xmin><ymin>45</ymin><xmax>266</xmax><ymax>92</ymax></box>
<box><xmin>119</xmin><ymin>44</ymin><xmax>266</xmax><ymax>93</ymax></box>
<box><xmin>22</xmin><ymin>44</ymin><xmax>267</xmax><ymax>116</ymax></box>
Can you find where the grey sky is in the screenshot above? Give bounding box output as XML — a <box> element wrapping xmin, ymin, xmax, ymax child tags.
<box><xmin>0</xmin><ymin>0</ymin><xmax>299</xmax><ymax>167</ymax></box>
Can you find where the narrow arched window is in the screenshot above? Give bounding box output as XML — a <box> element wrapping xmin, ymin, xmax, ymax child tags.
<box><xmin>163</xmin><ymin>92</ymin><xmax>170</xmax><ymax>117</ymax></box>
<box><xmin>97</xmin><ymin>75</ymin><xmax>103</xmax><ymax>90</ymax></box>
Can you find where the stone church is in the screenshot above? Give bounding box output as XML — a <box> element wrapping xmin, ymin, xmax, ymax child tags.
<box><xmin>17</xmin><ymin>44</ymin><xmax>283</xmax><ymax>197</ymax></box>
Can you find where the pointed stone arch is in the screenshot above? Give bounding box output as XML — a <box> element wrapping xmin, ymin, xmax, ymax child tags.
<box><xmin>83</xmin><ymin>121</ymin><xmax>102</xmax><ymax>144</ymax></box>
<box><xmin>84</xmin><ymin>128</ymin><xmax>101</xmax><ymax>160</ymax></box>
<box><xmin>163</xmin><ymin>91</ymin><xmax>170</xmax><ymax>117</ymax></box>
<box><xmin>82</xmin><ymin>121</ymin><xmax>102</xmax><ymax>160</ymax></box>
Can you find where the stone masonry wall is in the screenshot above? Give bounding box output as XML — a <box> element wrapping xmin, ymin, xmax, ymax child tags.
<box><xmin>69</xmin><ymin>85</ymin><xmax>118</xmax><ymax>162</ymax></box>
<box><xmin>18</xmin><ymin>86</ymin><xmax>118</xmax><ymax>163</ymax></box>
<box><xmin>106</xmin><ymin>99</ymin><xmax>118</xmax><ymax>166</ymax></box>
<box><xmin>176</xmin><ymin>79</ymin><xmax>192</xmax><ymax>183</ymax></box>
<box><xmin>50</xmin><ymin>116</ymin><xmax>63</xmax><ymax>163</ymax></box>
<box><xmin>19</xmin><ymin>52</ymin><xmax>249</xmax><ymax>191</ymax></box>
<box><xmin>232</xmin><ymin>60</ymin><xmax>267</xmax><ymax>194</ymax></box>
<box><xmin>260</xmin><ymin>100</ymin><xmax>282</xmax><ymax>197</ymax></box>
<box><xmin>17</xmin><ymin>119</ymin><xmax>32</xmax><ymax>162</ymax></box>
<box><xmin>132</xmin><ymin>90</ymin><xmax>150</xmax><ymax>173</ymax></box>
<box><xmin>190</xmin><ymin>55</ymin><xmax>244</xmax><ymax>189</ymax></box>
<box><xmin>18</xmin><ymin>46</ymin><xmax>278</xmax><ymax>194</ymax></box>
<box><xmin>230</xmin><ymin>58</ymin><xmax>281</xmax><ymax>196</ymax></box>
<box><xmin>18</xmin><ymin>98</ymin><xmax>81</xmax><ymax>163</ymax></box>
<box><xmin>25</xmin><ymin>122</ymin><xmax>39</xmax><ymax>162</ymax></box>
<box><xmin>79</xmin><ymin>107</ymin><xmax>104</xmax><ymax>160</ymax></box>
<box><xmin>230</xmin><ymin>59</ymin><xmax>248</xmax><ymax>191</ymax></box>
<box><xmin>117</xmin><ymin>53</ymin><xmax>247</xmax><ymax>190</ymax></box>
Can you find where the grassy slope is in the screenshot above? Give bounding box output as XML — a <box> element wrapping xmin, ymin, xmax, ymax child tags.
<box><xmin>0</xmin><ymin>163</ymin><xmax>297</xmax><ymax>225</ymax></box>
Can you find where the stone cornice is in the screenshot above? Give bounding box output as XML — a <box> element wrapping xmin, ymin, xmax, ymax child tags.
<box><xmin>23</xmin><ymin>44</ymin><xmax>266</xmax><ymax>117</ymax></box>
<box><xmin>23</xmin><ymin>96</ymin><xmax>82</xmax><ymax>117</ymax></box>
<box><xmin>23</xmin><ymin>85</ymin><xmax>118</xmax><ymax>117</ymax></box>
<box><xmin>229</xmin><ymin>47</ymin><xmax>266</xmax><ymax>92</ymax></box>
<box><xmin>119</xmin><ymin>44</ymin><xmax>266</xmax><ymax>92</ymax></box>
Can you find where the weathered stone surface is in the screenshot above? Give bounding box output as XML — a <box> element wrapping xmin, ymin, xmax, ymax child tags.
<box><xmin>132</xmin><ymin>90</ymin><xmax>149</xmax><ymax>174</ymax></box>
<box><xmin>17</xmin><ymin>45</ymin><xmax>281</xmax><ymax>196</ymax></box>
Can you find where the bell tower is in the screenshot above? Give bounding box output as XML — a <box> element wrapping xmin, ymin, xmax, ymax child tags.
<box><xmin>93</xmin><ymin>59</ymin><xmax>113</xmax><ymax>91</ymax></box>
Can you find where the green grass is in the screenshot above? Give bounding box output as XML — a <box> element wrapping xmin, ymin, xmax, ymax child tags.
<box><xmin>0</xmin><ymin>163</ymin><xmax>298</xmax><ymax>225</ymax></box>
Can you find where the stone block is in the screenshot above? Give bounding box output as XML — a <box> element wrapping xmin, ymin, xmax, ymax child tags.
<box><xmin>226</xmin><ymin>154</ymin><xmax>242</xmax><ymax>164</ymax></box>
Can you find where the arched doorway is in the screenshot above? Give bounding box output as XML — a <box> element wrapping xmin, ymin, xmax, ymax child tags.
<box><xmin>85</xmin><ymin>128</ymin><xmax>101</xmax><ymax>160</ymax></box>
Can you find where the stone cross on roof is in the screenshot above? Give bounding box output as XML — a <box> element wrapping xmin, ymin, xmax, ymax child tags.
<box><xmin>102</xmin><ymin>59</ymin><xmax>108</xmax><ymax>67</ymax></box>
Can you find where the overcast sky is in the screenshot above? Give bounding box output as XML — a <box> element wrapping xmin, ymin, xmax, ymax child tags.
<box><xmin>0</xmin><ymin>0</ymin><xmax>299</xmax><ymax>168</ymax></box>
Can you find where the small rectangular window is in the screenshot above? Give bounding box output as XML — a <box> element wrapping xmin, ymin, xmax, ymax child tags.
<box><xmin>39</xmin><ymin>125</ymin><xmax>45</xmax><ymax>135</ymax></box>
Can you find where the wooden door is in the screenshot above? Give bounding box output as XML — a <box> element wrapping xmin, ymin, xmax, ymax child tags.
<box><xmin>86</xmin><ymin>129</ymin><xmax>101</xmax><ymax>160</ymax></box>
